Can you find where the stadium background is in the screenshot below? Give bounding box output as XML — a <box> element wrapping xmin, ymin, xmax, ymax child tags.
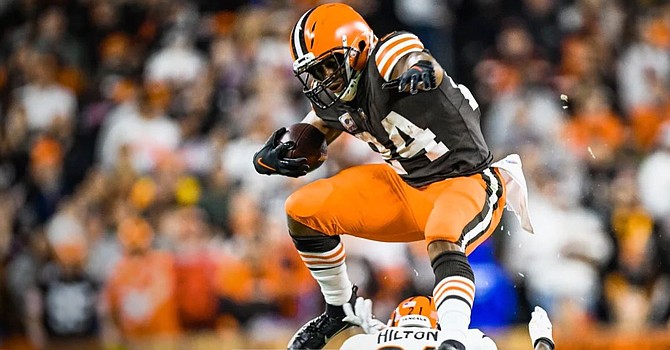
<box><xmin>1</xmin><ymin>0</ymin><xmax>670</xmax><ymax>349</ymax></box>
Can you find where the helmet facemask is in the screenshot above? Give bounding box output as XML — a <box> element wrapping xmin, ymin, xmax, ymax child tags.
<box><xmin>294</xmin><ymin>41</ymin><xmax>361</xmax><ymax>109</ymax></box>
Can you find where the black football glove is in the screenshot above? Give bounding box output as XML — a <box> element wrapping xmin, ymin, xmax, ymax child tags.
<box><xmin>253</xmin><ymin>127</ymin><xmax>309</xmax><ymax>178</ymax></box>
<box><xmin>382</xmin><ymin>60</ymin><xmax>438</xmax><ymax>94</ymax></box>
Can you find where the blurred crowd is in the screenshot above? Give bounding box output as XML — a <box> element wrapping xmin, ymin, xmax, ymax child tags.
<box><xmin>0</xmin><ymin>0</ymin><xmax>669</xmax><ymax>349</ymax></box>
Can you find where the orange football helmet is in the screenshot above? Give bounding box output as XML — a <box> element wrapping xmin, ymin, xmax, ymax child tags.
<box><xmin>290</xmin><ymin>3</ymin><xmax>375</xmax><ymax>109</ymax></box>
<box><xmin>388</xmin><ymin>296</ymin><xmax>439</xmax><ymax>329</ymax></box>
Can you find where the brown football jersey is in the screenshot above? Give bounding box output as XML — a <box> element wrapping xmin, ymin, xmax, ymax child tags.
<box><xmin>313</xmin><ymin>31</ymin><xmax>492</xmax><ymax>187</ymax></box>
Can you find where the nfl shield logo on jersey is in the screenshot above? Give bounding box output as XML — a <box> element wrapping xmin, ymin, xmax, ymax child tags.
<box><xmin>338</xmin><ymin>112</ymin><xmax>358</xmax><ymax>133</ymax></box>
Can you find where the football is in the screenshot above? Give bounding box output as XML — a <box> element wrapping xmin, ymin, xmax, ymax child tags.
<box><xmin>280</xmin><ymin>123</ymin><xmax>328</xmax><ymax>172</ymax></box>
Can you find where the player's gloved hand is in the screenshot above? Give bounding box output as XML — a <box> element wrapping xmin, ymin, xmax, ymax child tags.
<box><xmin>529</xmin><ymin>306</ymin><xmax>555</xmax><ymax>349</ymax></box>
<box><xmin>253</xmin><ymin>127</ymin><xmax>309</xmax><ymax>178</ymax></box>
<box><xmin>343</xmin><ymin>297</ymin><xmax>386</xmax><ymax>335</ymax></box>
<box><xmin>382</xmin><ymin>60</ymin><xmax>437</xmax><ymax>94</ymax></box>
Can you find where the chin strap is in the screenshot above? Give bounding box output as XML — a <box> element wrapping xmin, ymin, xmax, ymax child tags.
<box><xmin>342</xmin><ymin>35</ymin><xmax>352</xmax><ymax>81</ymax></box>
<box><xmin>338</xmin><ymin>33</ymin><xmax>363</xmax><ymax>102</ymax></box>
<box><xmin>340</xmin><ymin>71</ymin><xmax>361</xmax><ymax>102</ymax></box>
<box><xmin>340</xmin><ymin>31</ymin><xmax>377</xmax><ymax>103</ymax></box>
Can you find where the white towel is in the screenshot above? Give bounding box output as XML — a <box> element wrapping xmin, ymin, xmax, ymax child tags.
<box><xmin>492</xmin><ymin>154</ymin><xmax>535</xmax><ymax>234</ymax></box>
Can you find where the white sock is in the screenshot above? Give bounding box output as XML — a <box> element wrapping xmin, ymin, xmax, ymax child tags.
<box><xmin>437</xmin><ymin>300</ymin><xmax>470</xmax><ymax>343</ymax></box>
<box><xmin>311</xmin><ymin>262</ymin><xmax>353</xmax><ymax>305</ymax></box>
<box><xmin>298</xmin><ymin>243</ymin><xmax>353</xmax><ymax>305</ymax></box>
<box><xmin>433</xmin><ymin>276</ymin><xmax>474</xmax><ymax>343</ymax></box>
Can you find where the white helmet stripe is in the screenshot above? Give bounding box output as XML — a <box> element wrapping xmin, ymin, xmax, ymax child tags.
<box><xmin>291</xmin><ymin>8</ymin><xmax>314</xmax><ymax>58</ymax></box>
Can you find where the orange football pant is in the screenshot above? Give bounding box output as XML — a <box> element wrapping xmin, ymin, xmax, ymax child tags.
<box><xmin>285</xmin><ymin>164</ymin><xmax>506</xmax><ymax>255</ymax></box>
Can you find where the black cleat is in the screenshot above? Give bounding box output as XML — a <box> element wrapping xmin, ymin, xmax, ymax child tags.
<box><xmin>286</xmin><ymin>311</ymin><xmax>354</xmax><ymax>349</ymax></box>
<box><xmin>287</xmin><ymin>286</ymin><xmax>357</xmax><ymax>349</ymax></box>
<box><xmin>437</xmin><ymin>339</ymin><xmax>466</xmax><ymax>350</ymax></box>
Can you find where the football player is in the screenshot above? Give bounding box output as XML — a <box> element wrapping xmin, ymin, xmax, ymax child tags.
<box><xmin>252</xmin><ymin>3</ymin><xmax>534</xmax><ymax>349</ymax></box>
<box><xmin>339</xmin><ymin>296</ymin><xmax>555</xmax><ymax>350</ymax></box>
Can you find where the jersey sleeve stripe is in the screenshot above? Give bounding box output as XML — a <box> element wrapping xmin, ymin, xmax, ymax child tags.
<box><xmin>375</xmin><ymin>34</ymin><xmax>418</xmax><ymax>65</ymax></box>
<box><xmin>375</xmin><ymin>34</ymin><xmax>424</xmax><ymax>81</ymax></box>
<box><xmin>379</xmin><ymin>42</ymin><xmax>424</xmax><ymax>81</ymax></box>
